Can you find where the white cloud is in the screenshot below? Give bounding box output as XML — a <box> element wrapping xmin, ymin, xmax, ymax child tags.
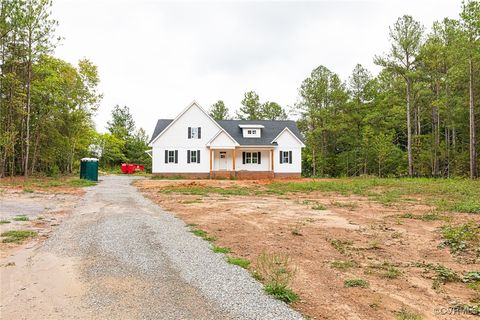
<box><xmin>51</xmin><ymin>0</ymin><xmax>461</xmax><ymax>135</ymax></box>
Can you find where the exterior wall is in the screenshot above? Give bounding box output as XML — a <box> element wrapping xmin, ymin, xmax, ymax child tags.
<box><xmin>209</xmin><ymin>131</ymin><xmax>236</xmax><ymax>149</ymax></box>
<box><xmin>234</xmin><ymin>149</ymin><xmax>272</xmax><ymax>172</ymax></box>
<box><xmin>273</xmin><ymin>130</ymin><xmax>302</xmax><ymax>174</ymax></box>
<box><xmin>151</xmin><ymin>104</ymin><xmax>220</xmax><ymax>173</ymax></box>
<box><xmin>152</xmin><ymin>172</ymin><xmax>210</xmax><ymax>178</ymax></box>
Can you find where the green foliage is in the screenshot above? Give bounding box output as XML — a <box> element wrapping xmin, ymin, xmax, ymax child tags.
<box><xmin>394</xmin><ymin>307</ymin><xmax>423</xmax><ymax>320</ymax></box>
<box><xmin>190</xmin><ymin>228</ymin><xmax>216</xmax><ymax>242</ymax></box>
<box><xmin>1</xmin><ymin>230</ymin><xmax>37</xmax><ymax>243</ymax></box>
<box><xmin>0</xmin><ymin>220</ymin><xmax>11</xmax><ymax>224</ymax></box>
<box><xmin>209</xmin><ymin>100</ymin><xmax>230</xmax><ymax>120</ymax></box>
<box><xmin>212</xmin><ymin>245</ymin><xmax>231</xmax><ymax>254</ymax></box>
<box><xmin>344</xmin><ymin>279</ymin><xmax>369</xmax><ymax>288</ymax></box>
<box><xmin>13</xmin><ymin>215</ymin><xmax>29</xmax><ymax>221</ymax></box>
<box><xmin>264</xmin><ymin>284</ymin><xmax>299</xmax><ymax>303</ymax></box>
<box><xmin>227</xmin><ymin>256</ymin><xmax>251</xmax><ymax>269</ymax></box>
<box><xmin>441</xmin><ymin>222</ymin><xmax>479</xmax><ymax>254</ymax></box>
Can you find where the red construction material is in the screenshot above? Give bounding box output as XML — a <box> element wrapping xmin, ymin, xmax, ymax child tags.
<box><xmin>121</xmin><ymin>163</ymin><xmax>145</xmax><ymax>174</ymax></box>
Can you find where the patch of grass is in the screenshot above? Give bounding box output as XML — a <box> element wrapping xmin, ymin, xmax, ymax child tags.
<box><xmin>256</xmin><ymin>252</ymin><xmax>299</xmax><ymax>303</ymax></box>
<box><xmin>151</xmin><ymin>175</ymin><xmax>185</xmax><ymax>180</ymax></box>
<box><xmin>434</xmin><ymin>265</ymin><xmax>460</xmax><ymax>283</ymax></box>
<box><xmin>264</xmin><ymin>284</ymin><xmax>299</xmax><ymax>303</ymax></box>
<box><xmin>69</xmin><ymin>179</ymin><xmax>96</xmax><ymax>187</ymax></box>
<box><xmin>227</xmin><ymin>256</ymin><xmax>250</xmax><ymax>269</ymax></box>
<box><xmin>190</xmin><ymin>228</ymin><xmax>216</xmax><ymax>242</ymax></box>
<box><xmin>329</xmin><ymin>239</ymin><xmax>353</xmax><ymax>255</ymax></box>
<box><xmin>454</xmin><ymin>201</ymin><xmax>480</xmax><ymax>214</ymax></box>
<box><xmin>0</xmin><ymin>220</ymin><xmax>11</xmax><ymax>224</ymax></box>
<box><xmin>330</xmin><ymin>260</ymin><xmax>355</xmax><ymax>271</ymax></box>
<box><xmin>344</xmin><ymin>279</ymin><xmax>369</xmax><ymax>288</ymax></box>
<box><xmin>365</xmin><ymin>262</ymin><xmax>401</xmax><ymax>279</ymax></box>
<box><xmin>13</xmin><ymin>215</ymin><xmax>29</xmax><ymax>221</ymax></box>
<box><xmin>212</xmin><ymin>245</ymin><xmax>231</xmax><ymax>254</ymax></box>
<box><xmin>383</xmin><ymin>266</ymin><xmax>401</xmax><ymax>279</ymax></box>
<box><xmin>311</xmin><ymin>203</ymin><xmax>327</xmax><ymax>210</ymax></box>
<box><xmin>23</xmin><ymin>188</ymin><xmax>34</xmax><ymax>193</ymax></box>
<box><xmin>394</xmin><ymin>306</ymin><xmax>423</xmax><ymax>320</ymax></box>
<box><xmin>441</xmin><ymin>222</ymin><xmax>479</xmax><ymax>254</ymax></box>
<box><xmin>397</xmin><ymin>212</ymin><xmax>442</xmax><ymax>221</ymax></box>
<box><xmin>1</xmin><ymin>230</ymin><xmax>37</xmax><ymax>243</ymax></box>
<box><xmin>368</xmin><ymin>239</ymin><xmax>382</xmax><ymax>250</ymax></box>
<box><xmin>330</xmin><ymin>200</ymin><xmax>358</xmax><ymax>210</ymax></box>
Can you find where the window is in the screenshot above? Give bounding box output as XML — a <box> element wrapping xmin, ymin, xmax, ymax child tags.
<box><xmin>242</xmin><ymin>152</ymin><xmax>261</xmax><ymax>164</ymax></box>
<box><xmin>188</xmin><ymin>127</ymin><xmax>201</xmax><ymax>139</ymax></box>
<box><xmin>243</xmin><ymin>128</ymin><xmax>261</xmax><ymax>138</ymax></box>
<box><xmin>165</xmin><ymin>150</ymin><xmax>178</xmax><ymax>163</ymax></box>
<box><xmin>279</xmin><ymin>151</ymin><xmax>292</xmax><ymax>164</ymax></box>
<box><xmin>187</xmin><ymin>150</ymin><xmax>200</xmax><ymax>163</ymax></box>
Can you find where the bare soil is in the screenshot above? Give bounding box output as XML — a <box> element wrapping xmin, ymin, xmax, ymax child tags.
<box><xmin>136</xmin><ymin>179</ymin><xmax>480</xmax><ymax>320</ymax></box>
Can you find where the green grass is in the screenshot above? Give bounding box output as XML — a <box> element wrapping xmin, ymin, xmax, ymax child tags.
<box><xmin>1</xmin><ymin>230</ymin><xmax>37</xmax><ymax>243</ymax></box>
<box><xmin>212</xmin><ymin>245</ymin><xmax>231</xmax><ymax>254</ymax></box>
<box><xmin>0</xmin><ymin>176</ymin><xmax>97</xmax><ymax>190</ymax></box>
<box><xmin>330</xmin><ymin>239</ymin><xmax>353</xmax><ymax>255</ymax></box>
<box><xmin>190</xmin><ymin>228</ymin><xmax>217</xmax><ymax>242</ymax></box>
<box><xmin>68</xmin><ymin>179</ymin><xmax>97</xmax><ymax>187</ymax></box>
<box><xmin>227</xmin><ymin>256</ymin><xmax>250</xmax><ymax>269</ymax></box>
<box><xmin>264</xmin><ymin>284</ymin><xmax>299</xmax><ymax>303</ymax></box>
<box><xmin>12</xmin><ymin>215</ymin><xmax>29</xmax><ymax>221</ymax></box>
<box><xmin>151</xmin><ymin>175</ymin><xmax>187</xmax><ymax>180</ymax></box>
<box><xmin>311</xmin><ymin>203</ymin><xmax>327</xmax><ymax>210</ymax></box>
<box><xmin>0</xmin><ymin>220</ymin><xmax>11</xmax><ymax>224</ymax></box>
<box><xmin>23</xmin><ymin>188</ymin><xmax>34</xmax><ymax>193</ymax></box>
<box><xmin>330</xmin><ymin>260</ymin><xmax>356</xmax><ymax>271</ymax></box>
<box><xmin>397</xmin><ymin>212</ymin><xmax>443</xmax><ymax>221</ymax></box>
<box><xmin>344</xmin><ymin>279</ymin><xmax>369</xmax><ymax>288</ymax></box>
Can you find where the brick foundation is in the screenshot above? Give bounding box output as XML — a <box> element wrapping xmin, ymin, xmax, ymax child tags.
<box><xmin>152</xmin><ymin>171</ymin><xmax>301</xmax><ymax>180</ymax></box>
<box><xmin>235</xmin><ymin>171</ymin><xmax>274</xmax><ymax>180</ymax></box>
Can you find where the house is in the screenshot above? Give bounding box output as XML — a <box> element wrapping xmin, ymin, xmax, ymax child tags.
<box><xmin>148</xmin><ymin>101</ymin><xmax>305</xmax><ymax>179</ymax></box>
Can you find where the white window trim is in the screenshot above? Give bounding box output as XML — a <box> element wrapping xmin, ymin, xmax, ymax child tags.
<box><xmin>245</xmin><ymin>152</ymin><xmax>258</xmax><ymax>164</ymax></box>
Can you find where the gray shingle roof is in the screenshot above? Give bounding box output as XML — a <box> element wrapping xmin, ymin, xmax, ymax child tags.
<box><xmin>150</xmin><ymin>119</ymin><xmax>304</xmax><ymax>146</ymax></box>
<box><xmin>216</xmin><ymin>120</ymin><xmax>304</xmax><ymax>145</ymax></box>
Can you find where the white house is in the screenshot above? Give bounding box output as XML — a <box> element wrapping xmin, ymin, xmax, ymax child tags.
<box><xmin>148</xmin><ymin>101</ymin><xmax>305</xmax><ymax>179</ymax></box>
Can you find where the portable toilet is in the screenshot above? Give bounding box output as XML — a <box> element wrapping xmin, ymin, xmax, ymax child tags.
<box><xmin>80</xmin><ymin>158</ymin><xmax>99</xmax><ymax>181</ymax></box>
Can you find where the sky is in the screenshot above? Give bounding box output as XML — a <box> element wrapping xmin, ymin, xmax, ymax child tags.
<box><xmin>51</xmin><ymin>0</ymin><xmax>462</xmax><ymax>136</ymax></box>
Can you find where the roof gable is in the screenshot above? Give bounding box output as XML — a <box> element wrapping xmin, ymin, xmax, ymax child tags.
<box><xmin>149</xmin><ymin>101</ymin><xmax>227</xmax><ymax>146</ymax></box>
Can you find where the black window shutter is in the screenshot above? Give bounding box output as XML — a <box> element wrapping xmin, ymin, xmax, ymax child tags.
<box><xmin>187</xmin><ymin>150</ymin><xmax>190</xmax><ymax>163</ymax></box>
<box><xmin>279</xmin><ymin>151</ymin><xmax>283</xmax><ymax>164</ymax></box>
<box><xmin>188</xmin><ymin>127</ymin><xmax>191</xmax><ymax>139</ymax></box>
<box><xmin>242</xmin><ymin>152</ymin><xmax>246</xmax><ymax>164</ymax></box>
<box><xmin>289</xmin><ymin>151</ymin><xmax>292</xmax><ymax>164</ymax></box>
<box><xmin>165</xmin><ymin>150</ymin><xmax>168</xmax><ymax>163</ymax></box>
<box><xmin>198</xmin><ymin>127</ymin><xmax>201</xmax><ymax>139</ymax></box>
<box><xmin>197</xmin><ymin>150</ymin><xmax>200</xmax><ymax>163</ymax></box>
<box><xmin>175</xmin><ymin>150</ymin><xmax>178</xmax><ymax>163</ymax></box>
<box><xmin>258</xmin><ymin>152</ymin><xmax>261</xmax><ymax>164</ymax></box>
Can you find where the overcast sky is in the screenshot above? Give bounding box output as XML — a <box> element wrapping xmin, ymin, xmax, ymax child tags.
<box><xmin>51</xmin><ymin>0</ymin><xmax>461</xmax><ymax>135</ymax></box>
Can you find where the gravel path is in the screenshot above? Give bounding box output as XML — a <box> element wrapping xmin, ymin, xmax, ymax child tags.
<box><xmin>45</xmin><ymin>176</ymin><xmax>303</xmax><ymax>320</ymax></box>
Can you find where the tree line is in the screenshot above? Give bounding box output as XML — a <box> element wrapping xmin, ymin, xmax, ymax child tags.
<box><xmin>211</xmin><ymin>1</ymin><xmax>479</xmax><ymax>178</ymax></box>
<box><xmin>0</xmin><ymin>0</ymin><xmax>150</xmax><ymax>177</ymax></box>
<box><xmin>1</xmin><ymin>0</ymin><xmax>478</xmax><ymax>178</ymax></box>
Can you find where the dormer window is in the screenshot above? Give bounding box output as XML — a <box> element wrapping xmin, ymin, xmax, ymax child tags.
<box><xmin>239</xmin><ymin>124</ymin><xmax>264</xmax><ymax>138</ymax></box>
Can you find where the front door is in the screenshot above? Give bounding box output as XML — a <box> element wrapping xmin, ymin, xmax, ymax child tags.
<box><xmin>219</xmin><ymin>152</ymin><xmax>227</xmax><ymax>170</ymax></box>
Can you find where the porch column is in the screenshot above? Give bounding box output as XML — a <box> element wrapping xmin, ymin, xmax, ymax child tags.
<box><xmin>209</xmin><ymin>149</ymin><xmax>213</xmax><ymax>173</ymax></box>
<box><xmin>271</xmin><ymin>149</ymin><xmax>274</xmax><ymax>172</ymax></box>
<box><xmin>232</xmin><ymin>149</ymin><xmax>236</xmax><ymax>171</ymax></box>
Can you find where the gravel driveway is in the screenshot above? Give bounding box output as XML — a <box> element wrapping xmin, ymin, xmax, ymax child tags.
<box><xmin>38</xmin><ymin>176</ymin><xmax>302</xmax><ymax>319</ymax></box>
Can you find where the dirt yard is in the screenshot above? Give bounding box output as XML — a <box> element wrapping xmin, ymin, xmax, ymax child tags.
<box><xmin>136</xmin><ymin>178</ymin><xmax>480</xmax><ymax>320</ymax></box>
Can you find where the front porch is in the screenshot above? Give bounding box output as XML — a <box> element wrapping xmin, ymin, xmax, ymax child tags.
<box><xmin>208</xmin><ymin>147</ymin><xmax>275</xmax><ymax>179</ymax></box>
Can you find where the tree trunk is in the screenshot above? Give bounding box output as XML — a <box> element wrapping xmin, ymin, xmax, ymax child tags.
<box><xmin>469</xmin><ymin>58</ymin><xmax>477</xmax><ymax>179</ymax></box>
<box><xmin>406</xmin><ymin>78</ymin><xmax>413</xmax><ymax>176</ymax></box>
<box><xmin>24</xmin><ymin>30</ymin><xmax>33</xmax><ymax>177</ymax></box>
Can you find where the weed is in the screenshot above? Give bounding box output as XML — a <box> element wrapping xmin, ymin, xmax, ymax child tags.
<box><xmin>290</xmin><ymin>223</ymin><xmax>303</xmax><ymax>236</ymax></box>
<box><xmin>212</xmin><ymin>246</ymin><xmax>231</xmax><ymax>254</ymax></box>
<box><xmin>394</xmin><ymin>306</ymin><xmax>423</xmax><ymax>320</ymax></box>
<box><xmin>227</xmin><ymin>256</ymin><xmax>250</xmax><ymax>269</ymax></box>
<box><xmin>454</xmin><ymin>201</ymin><xmax>480</xmax><ymax>214</ymax></box>
<box><xmin>13</xmin><ymin>215</ymin><xmax>29</xmax><ymax>221</ymax></box>
<box><xmin>256</xmin><ymin>251</ymin><xmax>299</xmax><ymax>303</ymax></box>
<box><xmin>383</xmin><ymin>266</ymin><xmax>401</xmax><ymax>279</ymax></box>
<box><xmin>433</xmin><ymin>265</ymin><xmax>460</xmax><ymax>285</ymax></box>
<box><xmin>441</xmin><ymin>222</ymin><xmax>479</xmax><ymax>254</ymax></box>
<box><xmin>344</xmin><ymin>279</ymin><xmax>369</xmax><ymax>288</ymax></box>
<box><xmin>329</xmin><ymin>239</ymin><xmax>353</xmax><ymax>255</ymax></box>
<box><xmin>391</xmin><ymin>231</ymin><xmax>403</xmax><ymax>239</ymax></box>
<box><xmin>330</xmin><ymin>200</ymin><xmax>358</xmax><ymax>210</ymax></box>
<box><xmin>264</xmin><ymin>284</ymin><xmax>299</xmax><ymax>303</ymax></box>
<box><xmin>1</xmin><ymin>230</ymin><xmax>37</xmax><ymax>243</ymax></box>
<box><xmin>330</xmin><ymin>260</ymin><xmax>355</xmax><ymax>271</ymax></box>
<box><xmin>0</xmin><ymin>220</ymin><xmax>11</xmax><ymax>224</ymax></box>
<box><xmin>23</xmin><ymin>188</ymin><xmax>34</xmax><ymax>193</ymax></box>
<box><xmin>312</xmin><ymin>203</ymin><xmax>327</xmax><ymax>210</ymax></box>
<box><xmin>368</xmin><ymin>239</ymin><xmax>382</xmax><ymax>250</ymax></box>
